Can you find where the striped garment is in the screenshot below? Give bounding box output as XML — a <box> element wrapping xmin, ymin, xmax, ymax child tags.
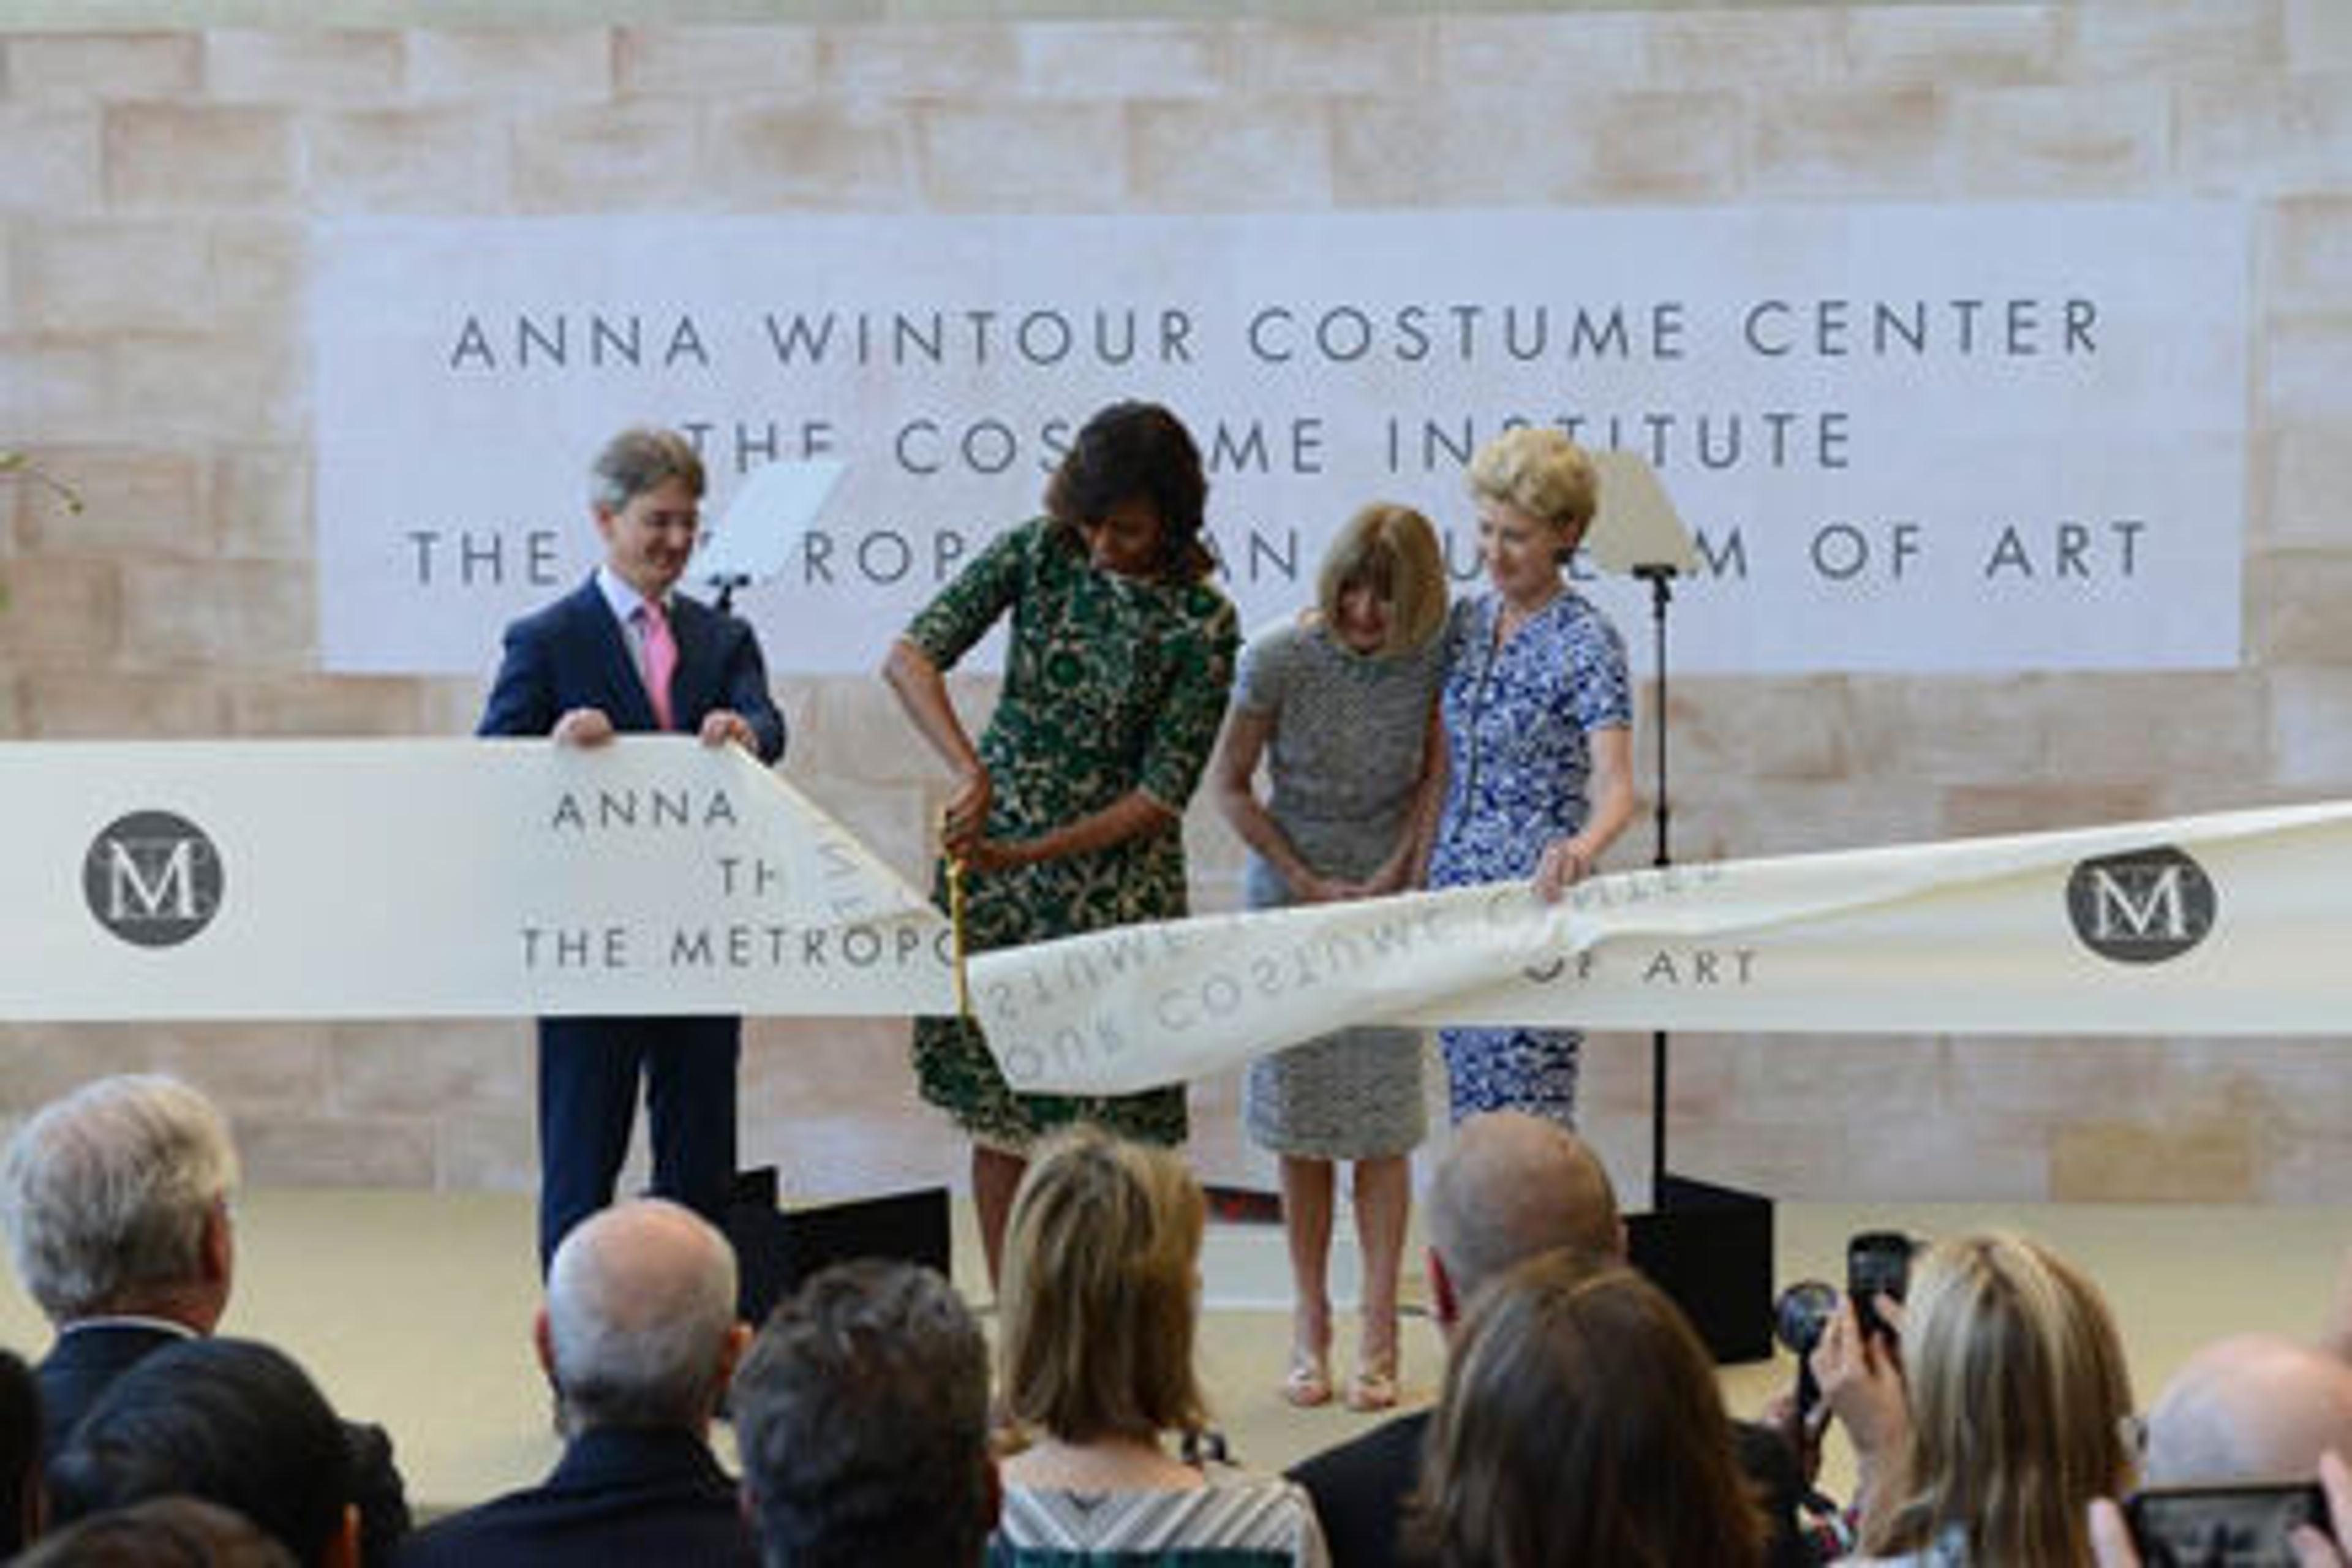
<box><xmin>989</xmin><ymin>1472</ymin><xmax>1329</xmax><ymax>1567</ymax></box>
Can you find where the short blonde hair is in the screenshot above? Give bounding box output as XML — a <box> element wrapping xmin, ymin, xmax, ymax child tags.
<box><xmin>1868</xmin><ymin>1232</ymin><xmax>2135</xmax><ymax>1567</ymax></box>
<box><xmin>1466</xmin><ymin>428</ymin><xmax>1599</xmax><ymax>538</ymax></box>
<box><xmin>1316</xmin><ymin>502</ymin><xmax>1448</xmax><ymax>656</ymax></box>
<box><xmin>998</xmin><ymin>1128</ymin><xmax>1207</xmax><ymax>1443</ymax></box>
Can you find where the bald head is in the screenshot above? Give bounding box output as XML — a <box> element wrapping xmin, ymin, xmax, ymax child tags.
<box><xmin>543</xmin><ymin>1199</ymin><xmax>741</xmax><ymax>1434</ymax></box>
<box><xmin>1427</xmin><ymin>1112</ymin><xmax>1621</xmax><ymax>1316</ymax></box>
<box><xmin>2145</xmin><ymin>1334</ymin><xmax>2352</xmax><ymax>1485</ymax></box>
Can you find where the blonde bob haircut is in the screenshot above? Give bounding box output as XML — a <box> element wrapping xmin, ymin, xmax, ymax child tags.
<box><xmin>1316</xmin><ymin>502</ymin><xmax>1448</xmax><ymax>657</ymax></box>
<box><xmin>1865</xmin><ymin>1231</ymin><xmax>2136</xmax><ymax>1568</ymax></box>
<box><xmin>998</xmin><ymin>1127</ymin><xmax>1208</xmax><ymax>1444</ymax></box>
<box><xmin>1466</xmin><ymin>427</ymin><xmax>1599</xmax><ymax>539</ymax></box>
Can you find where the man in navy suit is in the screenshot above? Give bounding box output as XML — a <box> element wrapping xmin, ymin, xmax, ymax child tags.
<box><xmin>479</xmin><ymin>428</ymin><xmax>787</xmax><ymax>1271</ymax></box>
<box><xmin>399</xmin><ymin>1199</ymin><xmax>757</xmax><ymax>1568</ymax></box>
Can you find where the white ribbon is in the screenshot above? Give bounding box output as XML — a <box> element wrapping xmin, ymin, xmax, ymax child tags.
<box><xmin>970</xmin><ymin>801</ymin><xmax>2352</xmax><ymax>1095</ymax></box>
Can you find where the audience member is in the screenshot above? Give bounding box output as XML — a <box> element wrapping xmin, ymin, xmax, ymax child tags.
<box><xmin>396</xmin><ymin>1198</ymin><xmax>755</xmax><ymax>1568</ymax></box>
<box><xmin>47</xmin><ymin>1336</ymin><xmax>358</xmax><ymax>1568</ymax></box>
<box><xmin>1409</xmin><ymin>1254</ymin><xmax>1766</xmax><ymax>1567</ymax></box>
<box><xmin>2144</xmin><ymin>1333</ymin><xmax>2352</xmax><ymax>1485</ymax></box>
<box><xmin>734</xmin><ymin>1258</ymin><xmax>996</xmax><ymax>1568</ymax></box>
<box><xmin>1815</xmin><ymin>1229</ymin><xmax>2134</xmax><ymax>1566</ymax></box>
<box><xmin>992</xmin><ymin>1128</ymin><xmax>1327</xmax><ymax>1566</ymax></box>
<box><xmin>2092</xmin><ymin>1449</ymin><xmax>2352</xmax><ymax>1568</ymax></box>
<box><xmin>0</xmin><ymin>1074</ymin><xmax>407</xmax><ymax>1564</ymax></box>
<box><xmin>0</xmin><ymin>1346</ymin><xmax>43</xmax><ymax>1553</ymax></box>
<box><xmin>17</xmin><ymin>1494</ymin><xmax>299</xmax><ymax>1568</ymax></box>
<box><xmin>1291</xmin><ymin>1110</ymin><xmax>1807</xmax><ymax>1568</ymax></box>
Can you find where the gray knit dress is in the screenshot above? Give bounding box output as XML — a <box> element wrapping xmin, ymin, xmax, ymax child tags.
<box><xmin>1237</xmin><ymin>619</ymin><xmax>1444</xmax><ymax>1160</ymax></box>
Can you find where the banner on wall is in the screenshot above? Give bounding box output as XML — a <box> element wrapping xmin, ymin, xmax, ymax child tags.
<box><xmin>312</xmin><ymin>204</ymin><xmax>2249</xmax><ymax>679</ymax></box>
<box><xmin>969</xmin><ymin>801</ymin><xmax>2352</xmax><ymax>1096</ymax></box>
<box><xmin>0</xmin><ymin>739</ymin><xmax>953</xmax><ymax>1021</ymax></box>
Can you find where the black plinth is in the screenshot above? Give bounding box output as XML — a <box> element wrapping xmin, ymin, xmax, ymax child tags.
<box><xmin>724</xmin><ymin>1169</ymin><xmax>952</xmax><ymax>1325</ymax></box>
<box><xmin>1625</xmin><ymin>1172</ymin><xmax>1776</xmax><ymax>1363</ymax></box>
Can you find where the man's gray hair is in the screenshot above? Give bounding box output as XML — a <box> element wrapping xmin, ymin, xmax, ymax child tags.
<box><xmin>546</xmin><ymin>1199</ymin><xmax>738</xmax><ymax>1431</ymax></box>
<box><xmin>736</xmin><ymin>1259</ymin><xmax>993</xmax><ymax>1568</ymax></box>
<box><xmin>0</xmin><ymin>1074</ymin><xmax>239</xmax><ymax>1322</ymax></box>
<box><xmin>590</xmin><ymin>427</ymin><xmax>704</xmax><ymax>514</ymax></box>
<box><xmin>1427</xmin><ymin>1110</ymin><xmax>1622</xmax><ymax>1307</ymax></box>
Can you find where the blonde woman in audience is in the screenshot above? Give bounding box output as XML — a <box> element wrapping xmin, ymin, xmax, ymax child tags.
<box><xmin>1816</xmin><ymin>1230</ymin><xmax>2136</xmax><ymax>1567</ymax></box>
<box><xmin>1209</xmin><ymin>502</ymin><xmax>1449</xmax><ymax>1411</ymax></box>
<box><xmin>1410</xmin><ymin>1253</ymin><xmax>1766</xmax><ymax>1567</ymax></box>
<box><xmin>990</xmin><ymin>1128</ymin><xmax>1328</xmax><ymax>1567</ymax></box>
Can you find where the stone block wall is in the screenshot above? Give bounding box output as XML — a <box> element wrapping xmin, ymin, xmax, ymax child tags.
<box><xmin>1</xmin><ymin>1</ymin><xmax>2348</xmax><ymax>1205</ymax></box>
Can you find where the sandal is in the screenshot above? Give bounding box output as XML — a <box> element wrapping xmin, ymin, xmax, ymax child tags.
<box><xmin>1283</xmin><ymin>1346</ymin><xmax>1333</xmax><ymax>1408</ymax></box>
<box><xmin>1347</xmin><ymin>1346</ymin><xmax>1398</xmax><ymax>1412</ymax></box>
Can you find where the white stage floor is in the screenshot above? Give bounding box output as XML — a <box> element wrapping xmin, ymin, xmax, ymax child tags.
<box><xmin>0</xmin><ymin>1189</ymin><xmax>2340</xmax><ymax>1517</ymax></box>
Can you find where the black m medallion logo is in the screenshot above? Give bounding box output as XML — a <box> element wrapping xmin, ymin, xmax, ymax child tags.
<box><xmin>83</xmin><ymin>811</ymin><xmax>225</xmax><ymax>949</ymax></box>
<box><xmin>2065</xmin><ymin>845</ymin><xmax>2215</xmax><ymax>965</ymax></box>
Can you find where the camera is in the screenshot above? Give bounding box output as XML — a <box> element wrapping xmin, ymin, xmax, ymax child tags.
<box><xmin>1772</xmin><ymin>1231</ymin><xmax>1920</xmax><ymax>1419</ymax></box>
<box><xmin>2126</xmin><ymin>1480</ymin><xmax>2329</xmax><ymax>1567</ymax></box>
<box><xmin>1772</xmin><ymin>1278</ymin><xmax>1840</xmax><ymax>1418</ymax></box>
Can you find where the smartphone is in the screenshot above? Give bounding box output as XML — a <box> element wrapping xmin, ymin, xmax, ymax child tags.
<box><xmin>2126</xmin><ymin>1480</ymin><xmax>2331</xmax><ymax>1567</ymax></box>
<box><xmin>1846</xmin><ymin>1231</ymin><xmax>1912</xmax><ymax>1345</ymax></box>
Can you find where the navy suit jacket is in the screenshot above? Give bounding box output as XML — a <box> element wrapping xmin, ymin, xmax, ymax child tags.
<box><xmin>478</xmin><ymin>575</ymin><xmax>785</xmax><ymax>763</ymax></box>
<box><xmin>39</xmin><ymin>1321</ymin><xmax>413</xmax><ymax>1568</ymax></box>
<box><xmin>396</xmin><ymin>1426</ymin><xmax>756</xmax><ymax>1568</ymax></box>
<box><xmin>1288</xmin><ymin>1408</ymin><xmax>1430</xmax><ymax>1568</ymax></box>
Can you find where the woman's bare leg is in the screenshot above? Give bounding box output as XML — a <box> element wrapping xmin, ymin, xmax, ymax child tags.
<box><xmin>1349</xmin><ymin>1154</ymin><xmax>1412</xmax><ymax>1408</ymax></box>
<box><xmin>1279</xmin><ymin>1155</ymin><xmax>1336</xmax><ymax>1403</ymax></box>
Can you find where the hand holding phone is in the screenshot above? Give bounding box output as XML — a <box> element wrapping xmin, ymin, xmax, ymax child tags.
<box><xmin>1847</xmin><ymin>1230</ymin><xmax>1914</xmax><ymax>1346</ymax></box>
<box><xmin>2125</xmin><ymin>1480</ymin><xmax>2331</xmax><ymax>1567</ymax></box>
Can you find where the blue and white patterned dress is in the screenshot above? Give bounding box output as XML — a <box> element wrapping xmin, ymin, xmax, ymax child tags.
<box><xmin>1428</xmin><ymin>587</ymin><xmax>1632</xmax><ymax>1126</ymax></box>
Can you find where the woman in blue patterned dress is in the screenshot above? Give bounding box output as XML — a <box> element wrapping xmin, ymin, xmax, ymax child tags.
<box><xmin>1427</xmin><ymin>428</ymin><xmax>1637</xmax><ymax>1127</ymax></box>
<box><xmin>1208</xmin><ymin>503</ymin><xmax>1447</xmax><ymax>1411</ymax></box>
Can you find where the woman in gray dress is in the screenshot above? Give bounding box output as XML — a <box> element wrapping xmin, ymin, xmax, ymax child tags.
<box><xmin>1208</xmin><ymin>503</ymin><xmax>1448</xmax><ymax>1412</ymax></box>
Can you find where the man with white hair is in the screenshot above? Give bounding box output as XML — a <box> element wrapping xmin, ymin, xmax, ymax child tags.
<box><xmin>399</xmin><ymin>1197</ymin><xmax>756</xmax><ymax>1567</ymax></box>
<box><xmin>0</xmin><ymin>1073</ymin><xmax>238</xmax><ymax>1457</ymax></box>
<box><xmin>0</xmin><ymin>1072</ymin><xmax>409</xmax><ymax>1566</ymax></box>
<box><xmin>2144</xmin><ymin>1333</ymin><xmax>2352</xmax><ymax>1485</ymax></box>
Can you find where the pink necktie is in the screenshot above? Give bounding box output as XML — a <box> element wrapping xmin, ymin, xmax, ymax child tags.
<box><xmin>639</xmin><ymin>600</ymin><xmax>678</xmax><ymax>731</ymax></box>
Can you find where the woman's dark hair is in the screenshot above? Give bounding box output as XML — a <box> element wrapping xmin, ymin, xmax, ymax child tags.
<box><xmin>1410</xmin><ymin>1257</ymin><xmax>1766</xmax><ymax>1568</ymax></box>
<box><xmin>16</xmin><ymin>1496</ymin><xmax>299</xmax><ymax>1568</ymax></box>
<box><xmin>49</xmin><ymin>1338</ymin><xmax>351</xmax><ymax>1567</ymax></box>
<box><xmin>1043</xmin><ymin>401</ymin><xmax>1215</xmax><ymax>584</ymax></box>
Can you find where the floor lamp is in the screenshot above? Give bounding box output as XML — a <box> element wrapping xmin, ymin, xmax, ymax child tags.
<box><xmin>1589</xmin><ymin>452</ymin><xmax>1774</xmax><ymax>1363</ymax></box>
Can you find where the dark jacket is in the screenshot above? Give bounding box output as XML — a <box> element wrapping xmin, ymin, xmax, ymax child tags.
<box><xmin>39</xmin><ymin>1320</ymin><xmax>413</xmax><ymax>1568</ymax></box>
<box><xmin>396</xmin><ymin>1425</ymin><xmax>756</xmax><ymax>1568</ymax></box>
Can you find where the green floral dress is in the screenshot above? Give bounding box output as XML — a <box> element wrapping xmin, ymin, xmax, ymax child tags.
<box><xmin>905</xmin><ymin>517</ymin><xmax>1239</xmax><ymax>1150</ymax></box>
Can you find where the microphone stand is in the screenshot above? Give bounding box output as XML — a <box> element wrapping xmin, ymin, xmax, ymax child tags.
<box><xmin>1618</xmin><ymin>559</ymin><xmax>1774</xmax><ymax>1365</ymax></box>
<box><xmin>1634</xmin><ymin>563</ymin><xmax>1677</xmax><ymax>1191</ymax></box>
<box><xmin>708</xmin><ymin>572</ymin><xmax>752</xmax><ymax>617</ymax></box>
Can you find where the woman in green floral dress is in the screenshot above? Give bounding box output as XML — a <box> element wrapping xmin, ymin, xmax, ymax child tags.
<box><xmin>882</xmin><ymin>402</ymin><xmax>1239</xmax><ymax>1286</ymax></box>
